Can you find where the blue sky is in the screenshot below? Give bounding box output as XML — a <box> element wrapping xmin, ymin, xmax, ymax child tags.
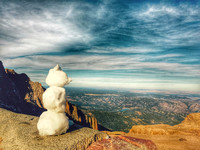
<box><xmin>0</xmin><ymin>0</ymin><xmax>200</xmax><ymax>92</ymax></box>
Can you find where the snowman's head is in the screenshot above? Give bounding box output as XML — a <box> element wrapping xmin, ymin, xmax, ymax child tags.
<box><xmin>46</xmin><ymin>64</ymin><xmax>72</xmax><ymax>87</ymax></box>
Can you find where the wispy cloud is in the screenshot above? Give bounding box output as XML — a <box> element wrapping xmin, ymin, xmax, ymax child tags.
<box><xmin>0</xmin><ymin>1</ymin><xmax>92</xmax><ymax>57</ymax></box>
<box><xmin>3</xmin><ymin>55</ymin><xmax>200</xmax><ymax>77</ymax></box>
<box><xmin>139</xmin><ymin>6</ymin><xmax>179</xmax><ymax>18</ymax></box>
<box><xmin>137</xmin><ymin>4</ymin><xmax>200</xmax><ymax>21</ymax></box>
<box><xmin>71</xmin><ymin>77</ymin><xmax>200</xmax><ymax>92</ymax></box>
<box><xmin>130</xmin><ymin>3</ymin><xmax>200</xmax><ymax>50</ymax></box>
<box><xmin>86</xmin><ymin>46</ymin><xmax>162</xmax><ymax>54</ymax></box>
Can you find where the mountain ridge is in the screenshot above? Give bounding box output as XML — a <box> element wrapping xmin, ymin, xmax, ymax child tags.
<box><xmin>0</xmin><ymin>61</ymin><xmax>104</xmax><ymax>130</ymax></box>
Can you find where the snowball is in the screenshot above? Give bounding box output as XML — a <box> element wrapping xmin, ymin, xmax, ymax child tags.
<box><xmin>46</xmin><ymin>64</ymin><xmax>72</xmax><ymax>87</ymax></box>
<box><xmin>43</xmin><ymin>86</ymin><xmax>66</xmax><ymax>113</ymax></box>
<box><xmin>37</xmin><ymin>110</ymin><xmax>69</xmax><ymax>136</ymax></box>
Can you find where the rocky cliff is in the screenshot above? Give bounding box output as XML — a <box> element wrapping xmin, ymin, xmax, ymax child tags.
<box><xmin>5</xmin><ymin>68</ymin><xmax>45</xmax><ymax>109</ymax></box>
<box><xmin>0</xmin><ymin>61</ymin><xmax>100</xmax><ymax>130</ymax></box>
<box><xmin>128</xmin><ymin>113</ymin><xmax>200</xmax><ymax>150</ymax></box>
<box><xmin>65</xmin><ymin>100</ymin><xmax>99</xmax><ymax>130</ymax></box>
<box><xmin>0</xmin><ymin>61</ymin><xmax>40</xmax><ymax>114</ymax></box>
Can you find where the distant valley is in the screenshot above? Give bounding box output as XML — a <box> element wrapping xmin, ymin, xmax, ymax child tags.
<box><xmin>65</xmin><ymin>87</ymin><xmax>200</xmax><ymax>132</ymax></box>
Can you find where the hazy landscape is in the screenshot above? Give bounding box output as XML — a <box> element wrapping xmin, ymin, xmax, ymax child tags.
<box><xmin>64</xmin><ymin>87</ymin><xmax>200</xmax><ymax>132</ymax></box>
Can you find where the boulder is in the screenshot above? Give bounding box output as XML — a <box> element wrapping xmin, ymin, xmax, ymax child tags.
<box><xmin>87</xmin><ymin>135</ymin><xmax>157</xmax><ymax>150</ymax></box>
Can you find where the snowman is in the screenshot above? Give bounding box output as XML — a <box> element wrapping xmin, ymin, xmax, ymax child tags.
<box><xmin>37</xmin><ymin>64</ymin><xmax>72</xmax><ymax>136</ymax></box>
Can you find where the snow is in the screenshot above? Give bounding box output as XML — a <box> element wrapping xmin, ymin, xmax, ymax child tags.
<box><xmin>37</xmin><ymin>110</ymin><xmax>69</xmax><ymax>136</ymax></box>
<box><xmin>37</xmin><ymin>64</ymin><xmax>72</xmax><ymax>136</ymax></box>
<box><xmin>46</xmin><ymin>64</ymin><xmax>72</xmax><ymax>87</ymax></box>
<box><xmin>43</xmin><ymin>86</ymin><xmax>66</xmax><ymax>113</ymax></box>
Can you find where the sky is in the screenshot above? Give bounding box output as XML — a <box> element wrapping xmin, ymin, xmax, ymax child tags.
<box><xmin>0</xmin><ymin>0</ymin><xmax>200</xmax><ymax>92</ymax></box>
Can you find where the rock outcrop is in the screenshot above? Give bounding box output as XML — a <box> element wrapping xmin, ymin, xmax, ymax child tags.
<box><xmin>5</xmin><ymin>68</ymin><xmax>45</xmax><ymax>108</ymax></box>
<box><xmin>87</xmin><ymin>135</ymin><xmax>157</xmax><ymax>150</ymax></box>
<box><xmin>129</xmin><ymin>113</ymin><xmax>200</xmax><ymax>136</ymax></box>
<box><xmin>0</xmin><ymin>61</ymin><xmax>100</xmax><ymax>130</ymax></box>
<box><xmin>128</xmin><ymin>113</ymin><xmax>200</xmax><ymax>150</ymax></box>
<box><xmin>65</xmin><ymin>100</ymin><xmax>99</xmax><ymax>130</ymax></box>
<box><xmin>0</xmin><ymin>108</ymin><xmax>108</xmax><ymax>150</ymax></box>
<box><xmin>0</xmin><ymin>61</ymin><xmax>41</xmax><ymax>114</ymax></box>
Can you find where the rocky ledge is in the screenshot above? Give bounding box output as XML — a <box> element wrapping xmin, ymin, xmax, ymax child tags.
<box><xmin>0</xmin><ymin>108</ymin><xmax>108</xmax><ymax>150</ymax></box>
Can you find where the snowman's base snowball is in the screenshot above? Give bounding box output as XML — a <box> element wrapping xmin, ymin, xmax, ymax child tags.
<box><xmin>37</xmin><ymin>111</ymin><xmax>69</xmax><ymax>136</ymax></box>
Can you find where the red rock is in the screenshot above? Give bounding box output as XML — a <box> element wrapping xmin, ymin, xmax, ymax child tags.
<box><xmin>87</xmin><ymin>135</ymin><xmax>157</xmax><ymax>150</ymax></box>
<box><xmin>118</xmin><ymin>136</ymin><xmax>157</xmax><ymax>150</ymax></box>
<box><xmin>65</xmin><ymin>100</ymin><xmax>99</xmax><ymax>130</ymax></box>
<box><xmin>129</xmin><ymin>113</ymin><xmax>200</xmax><ymax>136</ymax></box>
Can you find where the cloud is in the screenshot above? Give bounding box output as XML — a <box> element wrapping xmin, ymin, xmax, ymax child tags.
<box><xmin>0</xmin><ymin>1</ymin><xmax>92</xmax><ymax>57</ymax></box>
<box><xmin>70</xmin><ymin>77</ymin><xmax>200</xmax><ymax>92</ymax></box>
<box><xmin>0</xmin><ymin>1</ymin><xmax>200</xmax><ymax>92</ymax></box>
<box><xmin>129</xmin><ymin>3</ymin><xmax>200</xmax><ymax>51</ymax></box>
<box><xmin>2</xmin><ymin>54</ymin><xmax>200</xmax><ymax>78</ymax></box>
<box><xmin>139</xmin><ymin>6</ymin><xmax>179</xmax><ymax>18</ymax></box>
<box><xmin>137</xmin><ymin>4</ymin><xmax>200</xmax><ymax>20</ymax></box>
<box><xmin>1</xmin><ymin>1</ymin><xmax>199</xmax><ymax>59</ymax></box>
<box><xmin>86</xmin><ymin>46</ymin><xmax>162</xmax><ymax>54</ymax></box>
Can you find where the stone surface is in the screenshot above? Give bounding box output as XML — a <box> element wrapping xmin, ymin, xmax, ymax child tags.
<box><xmin>0</xmin><ymin>108</ymin><xmax>107</xmax><ymax>150</ymax></box>
<box><xmin>87</xmin><ymin>135</ymin><xmax>157</xmax><ymax>150</ymax></box>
